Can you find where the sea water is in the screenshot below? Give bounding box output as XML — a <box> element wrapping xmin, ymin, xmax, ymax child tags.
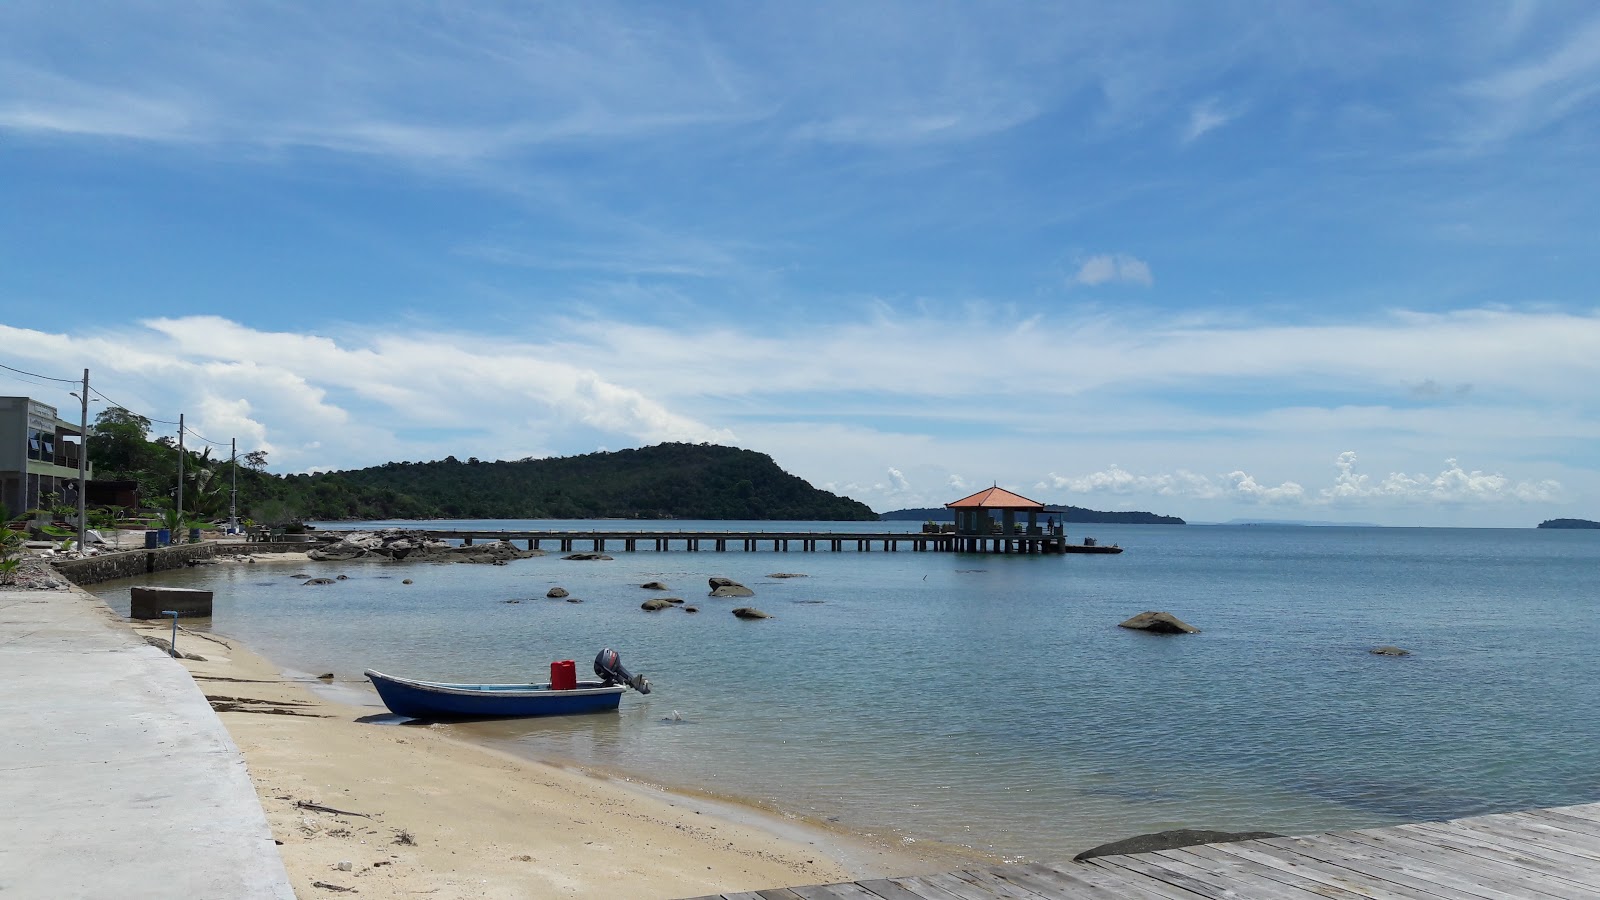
<box><xmin>93</xmin><ymin>522</ymin><xmax>1600</xmax><ymax>861</ymax></box>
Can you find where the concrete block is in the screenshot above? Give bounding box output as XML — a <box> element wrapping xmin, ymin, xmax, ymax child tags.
<box><xmin>129</xmin><ymin>586</ymin><xmax>213</xmax><ymax>619</ymax></box>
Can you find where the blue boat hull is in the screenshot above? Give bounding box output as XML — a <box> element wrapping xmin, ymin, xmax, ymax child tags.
<box><xmin>364</xmin><ymin>669</ymin><xmax>627</xmax><ymax>719</ymax></box>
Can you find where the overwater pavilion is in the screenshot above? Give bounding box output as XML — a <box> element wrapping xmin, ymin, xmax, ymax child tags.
<box><xmin>944</xmin><ymin>486</ymin><xmax>1067</xmax><ymax>553</ymax></box>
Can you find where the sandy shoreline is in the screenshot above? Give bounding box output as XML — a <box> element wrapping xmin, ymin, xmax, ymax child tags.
<box><xmin>123</xmin><ymin>591</ymin><xmax>986</xmax><ymax>899</ymax></box>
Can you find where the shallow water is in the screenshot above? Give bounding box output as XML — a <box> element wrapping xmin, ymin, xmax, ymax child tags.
<box><xmin>94</xmin><ymin>522</ymin><xmax>1600</xmax><ymax>861</ymax></box>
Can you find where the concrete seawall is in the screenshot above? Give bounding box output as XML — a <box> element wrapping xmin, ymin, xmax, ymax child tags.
<box><xmin>53</xmin><ymin>542</ymin><xmax>312</xmax><ymax>586</ymax></box>
<box><xmin>0</xmin><ymin>585</ymin><xmax>296</xmax><ymax>898</ymax></box>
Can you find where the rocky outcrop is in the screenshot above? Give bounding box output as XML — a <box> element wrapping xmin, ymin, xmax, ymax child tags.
<box><xmin>1075</xmin><ymin>828</ymin><xmax>1281</xmax><ymax>861</ymax></box>
<box><xmin>731</xmin><ymin>607</ymin><xmax>770</xmax><ymax>620</ymax></box>
<box><xmin>546</xmin><ymin>587</ymin><xmax>569</xmax><ymax>598</ymax></box>
<box><xmin>709</xmin><ymin>577</ymin><xmax>754</xmax><ymax>598</ymax></box>
<box><xmin>1117</xmin><ymin>611</ymin><xmax>1199</xmax><ymax>634</ymax></box>
<box><xmin>306</xmin><ymin>530</ymin><xmax>543</xmax><ymax>564</ymax></box>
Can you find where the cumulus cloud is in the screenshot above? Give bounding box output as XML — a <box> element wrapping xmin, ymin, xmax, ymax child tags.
<box><xmin>1322</xmin><ymin>451</ymin><xmax>1562</xmax><ymax>503</ymax></box>
<box><xmin>1039</xmin><ymin>466</ymin><xmax>1299</xmax><ymax>503</ymax></box>
<box><xmin>1069</xmin><ymin>253</ymin><xmax>1153</xmax><ymax>287</ymax></box>
<box><xmin>0</xmin><ymin>318</ymin><xmax>732</xmax><ymax>472</ymax></box>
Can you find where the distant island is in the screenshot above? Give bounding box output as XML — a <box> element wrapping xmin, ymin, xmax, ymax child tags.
<box><xmin>84</xmin><ymin>410</ymin><xmax>877</xmax><ymax>522</ymax></box>
<box><xmin>1537</xmin><ymin>518</ymin><xmax>1600</xmax><ymax>529</ymax></box>
<box><xmin>296</xmin><ymin>443</ymin><xmax>878</xmax><ymax>521</ymax></box>
<box><xmin>881</xmin><ymin>506</ymin><xmax>1184</xmax><ymax>525</ymax></box>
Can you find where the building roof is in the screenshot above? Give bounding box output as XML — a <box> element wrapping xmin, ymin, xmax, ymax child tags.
<box><xmin>945</xmin><ymin>486</ymin><xmax>1046</xmax><ymax>510</ymax></box>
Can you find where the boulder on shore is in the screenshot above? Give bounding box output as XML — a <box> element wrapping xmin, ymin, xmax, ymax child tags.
<box><xmin>708</xmin><ymin>577</ymin><xmax>754</xmax><ymax>597</ymax></box>
<box><xmin>1117</xmin><ymin>611</ymin><xmax>1199</xmax><ymax>634</ymax></box>
<box><xmin>731</xmin><ymin>607</ymin><xmax>770</xmax><ymax>620</ymax></box>
<box><xmin>307</xmin><ymin>529</ymin><xmax>543</xmax><ymax>564</ymax></box>
<box><xmin>1370</xmin><ymin>646</ymin><xmax>1411</xmax><ymax>656</ymax></box>
<box><xmin>1075</xmin><ymin>828</ymin><xmax>1281</xmax><ymax>861</ymax></box>
<box><xmin>546</xmin><ymin>587</ymin><xmax>569</xmax><ymax>599</ymax></box>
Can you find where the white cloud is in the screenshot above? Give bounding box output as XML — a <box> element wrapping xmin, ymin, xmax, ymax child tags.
<box><xmin>1038</xmin><ymin>467</ymin><xmax>1297</xmax><ymax>503</ymax></box>
<box><xmin>1070</xmin><ymin>253</ymin><xmax>1153</xmax><ymax>287</ymax></box>
<box><xmin>1322</xmin><ymin>451</ymin><xmax>1563</xmax><ymax>503</ymax></box>
<box><xmin>1181</xmin><ymin>98</ymin><xmax>1236</xmax><ymax>143</ymax></box>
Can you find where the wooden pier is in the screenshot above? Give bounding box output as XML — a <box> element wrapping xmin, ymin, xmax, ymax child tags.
<box><xmin>682</xmin><ymin>800</ymin><xmax>1600</xmax><ymax>899</ymax></box>
<box><xmin>340</xmin><ymin>529</ymin><xmax>1085</xmax><ymax>555</ymax></box>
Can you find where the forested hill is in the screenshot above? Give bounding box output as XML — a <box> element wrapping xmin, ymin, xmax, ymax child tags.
<box><xmin>1537</xmin><ymin>518</ymin><xmax>1600</xmax><ymax>529</ymax></box>
<box><xmin>881</xmin><ymin>506</ymin><xmax>1185</xmax><ymax>525</ymax></box>
<box><xmin>299</xmin><ymin>443</ymin><xmax>877</xmax><ymax>521</ymax></box>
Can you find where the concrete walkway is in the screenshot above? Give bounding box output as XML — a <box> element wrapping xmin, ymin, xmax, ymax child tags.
<box><xmin>0</xmin><ymin>586</ymin><xmax>295</xmax><ymax>899</ymax></box>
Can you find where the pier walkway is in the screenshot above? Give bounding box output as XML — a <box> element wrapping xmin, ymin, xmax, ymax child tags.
<box><xmin>328</xmin><ymin>528</ymin><xmax>1089</xmax><ymax>555</ymax></box>
<box><xmin>683</xmin><ymin>800</ymin><xmax>1600</xmax><ymax>899</ymax></box>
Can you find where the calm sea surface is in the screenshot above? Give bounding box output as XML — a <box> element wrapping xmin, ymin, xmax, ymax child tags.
<box><xmin>93</xmin><ymin>521</ymin><xmax>1600</xmax><ymax>861</ymax></box>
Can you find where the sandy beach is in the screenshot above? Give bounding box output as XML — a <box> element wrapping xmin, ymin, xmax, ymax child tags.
<box><xmin>122</xmin><ymin>588</ymin><xmax>979</xmax><ymax>899</ymax></box>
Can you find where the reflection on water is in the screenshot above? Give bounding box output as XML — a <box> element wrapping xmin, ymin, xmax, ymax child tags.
<box><xmin>93</xmin><ymin>522</ymin><xmax>1600</xmax><ymax>860</ymax></box>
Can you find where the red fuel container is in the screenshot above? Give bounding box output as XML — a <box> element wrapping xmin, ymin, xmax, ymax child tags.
<box><xmin>550</xmin><ymin>659</ymin><xmax>577</xmax><ymax>690</ymax></box>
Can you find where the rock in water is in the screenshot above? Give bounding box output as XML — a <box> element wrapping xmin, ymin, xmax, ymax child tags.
<box><xmin>1075</xmin><ymin>828</ymin><xmax>1281</xmax><ymax>861</ymax></box>
<box><xmin>546</xmin><ymin>587</ymin><xmax>569</xmax><ymax>598</ymax></box>
<box><xmin>302</xmin><ymin>578</ymin><xmax>337</xmax><ymax>586</ymax></box>
<box><xmin>731</xmin><ymin>607</ymin><xmax>771</xmax><ymax>620</ymax></box>
<box><xmin>708</xmin><ymin>577</ymin><xmax>754</xmax><ymax>597</ymax></box>
<box><xmin>641</xmin><ymin>581</ymin><xmax>668</xmax><ymax>590</ymax></box>
<box><xmin>1117</xmin><ymin>611</ymin><xmax>1199</xmax><ymax>634</ymax></box>
<box><xmin>563</xmin><ymin>552</ymin><xmax>613</xmax><ymax>561</ymax></box>
<box><xmin>1370</xmin><ymin>646</ymin><xmax>1411</xmax><ymax>656</ymax></box>
<box><xmin>641</xmin><ymin>599</ymin><xmax>675</xmax><ymax>612</ymax></box>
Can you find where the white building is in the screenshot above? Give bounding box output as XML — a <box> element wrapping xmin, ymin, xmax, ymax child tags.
<box><xmin>0</xmin><ymin>396</ymin><xmax>91</xmax><ymax>515</ymax></box>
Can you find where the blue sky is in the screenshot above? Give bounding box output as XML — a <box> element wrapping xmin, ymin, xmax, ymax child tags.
<box><xmin>3</xmin><ymin>2</ymin><xmax>1597</xmax><ymax>525</ymax></box>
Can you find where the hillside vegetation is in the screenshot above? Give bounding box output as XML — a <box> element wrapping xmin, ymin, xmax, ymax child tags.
<box><xmin>85</xmin><ymin>409</ymin><xmax>874</xmax><ymax>522</ymax></box>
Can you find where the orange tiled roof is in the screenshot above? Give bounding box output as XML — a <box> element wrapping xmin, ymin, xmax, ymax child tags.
<box><xmin>945</xmin><ymin>486</ymin><xmax>1046</xmax><ymax>509</ymax></box>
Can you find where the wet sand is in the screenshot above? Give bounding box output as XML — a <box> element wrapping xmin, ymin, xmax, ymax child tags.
<box><xmin>124</xmin><ymin>611</ymin><xmax>980</xmax><ymax>899</ymax></box>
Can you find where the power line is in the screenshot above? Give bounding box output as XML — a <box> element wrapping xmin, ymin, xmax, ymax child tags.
<box><xmin>0</xmin><ymin>360</ymin><xmax>79</xmax><ymax>384</ymax></box>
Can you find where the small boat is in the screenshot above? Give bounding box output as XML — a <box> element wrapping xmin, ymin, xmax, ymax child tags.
<box><xmin>1062</xmin><ymin>536</ymin><xmax>1123</xmax><ymax>554</ymax></box>
<box><xmin>365</xmin><ymin>648</ymin><xmax>651</xmax><ymax>719</ymax></box>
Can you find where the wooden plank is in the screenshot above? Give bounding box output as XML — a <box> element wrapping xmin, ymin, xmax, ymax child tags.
<box><xmin>1094</xmin><ymin>849</ymin><xmax>1294</xmax><ymax>899</ymax></box>
<box><xmin>1542</xmin><ymin>803</ymin><xmax>1600</xmax><ymax>824</ymax></box>
<box><xmin>1401</xmin><ymin>816</ymin><xmax>1600</xmax><ymax>871</ymax></box>
<box><xmin>915</xmin><ymin>872</ymin><xmax>1012</xmax><ymax>899</ymax></box>
<box><xmin>1029</xmin><ymin>862</ymin><xmax>1212</xmax><ymax>899</ymax></box>
<box><xmin>1181</xmin><ymin>843</ymin><xmax>1392</xmax><ymax>900</ymax></box>
<box><xmin>851</xmin><ymin>878</ymin><xmax>941</xmax><ymax>900</ymax></box>
<box><xmin>1398</xmin><ymin>821</ymin><xmax>1600</xmax><ymax>885</ymax></box>
<box><xmin>864</xmin><ymin>876</ymin><xmax>972</xmax><ymax>900</ymax></box>
<box><xmin>1317</xmin><ymin>831</ymin><xmax>1552</xmax><ymax>900</ymax></box>
<box><xmin>1518</xmin><ymin>808</ymin><xmax>1600</xmax><ymax>838</ymax></box>
<box><xmin>1247</xmin><ymin>836</ymin><xmax>1471</xmax><ymax>900</ymax></box>
<box><xmin>949</xmin><ymin>868</ymin><xmax>1066</xmax><ymax>900</ymax></box>
<box><xmin>1427</xmin><ymin>816</ymin><xmax>1600</xmax><ymax>864</ymax></box>
<box><xmin>996</xmin><ymin>862</ymin><xmax>1195</xmax><ymax>899</ymax></box>
<box><xmin>1493</xmin><ymin>814</ymin><xmax>1600</xmax><ymax>857</ymax></box>
<box><xmin>1334</xmin><ymin>829</ymin><xmax>1578</xmax><ymax>900</ymax></box>
<box><xmin>789</xmin><ymin>884</ymin><xmax>889</xmax><ymax>900</ymax></box>
<box><xmin>1151</xmin><ymin>847</ymin><xmax>1362</xmax><ymax>899</ymax></box>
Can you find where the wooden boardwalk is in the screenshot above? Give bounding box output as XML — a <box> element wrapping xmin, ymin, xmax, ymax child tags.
<box><xmin>683</xmin><ymin>801</ymin><xmax>1600</xmax><ymax>899</ymax></box>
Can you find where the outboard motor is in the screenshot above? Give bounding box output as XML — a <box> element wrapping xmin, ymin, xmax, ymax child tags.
<box><xmin>594</xmin><ymin>648</ymin><xmax>651</xmax><ymax>694</ymax></box>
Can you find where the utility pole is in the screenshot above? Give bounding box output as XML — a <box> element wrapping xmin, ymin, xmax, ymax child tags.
<box><xmin>229</xmin><ymin>437</ymin><xmax>238</xmax><ymax>534</ymax></box>
<box><xmin>76</xmin><ymin>368</ymin><xmax>88</xmax><ymax>552</ymax></box>
<box><xmin>176</xmin><ymin>413</ymin><xmax>185</xmax><ymax>532</ymax></box>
